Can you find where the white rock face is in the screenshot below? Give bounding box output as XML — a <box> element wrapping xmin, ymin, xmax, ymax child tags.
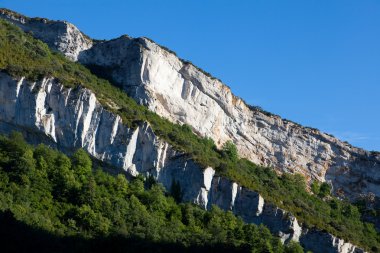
<box><xmin>0</xmin><ymin>72</ymin><xmax>366</xmax><ymax>253</ymax></box>
<box><xmin>3</xmin><ymin>7</ymin><xmax>380</xmax><ymax>203</ymax></box>
<box><xmin>82</xmin><ymin>37</ymin><xmax>380</xmax><ymax>202</ymax></box>
<box><xmin>259</xmin><ymin>204</ymin><xmax>302</xmax><ymax>243</ymax></box>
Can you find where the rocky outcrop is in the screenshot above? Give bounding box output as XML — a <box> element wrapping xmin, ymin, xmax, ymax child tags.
<box><xmin>300</xmin><ymin>230</ymin><xmax>366</xmax><ymax>253</ymax></box>
<box><xmin>0</xmin><ymin>72</ymin><xmax>366</xmax><ymax>253</ymax></box>
<box><xmin>2</xmin><ymin>8</ymin><xmax>378</xmax><ymax>202</ymax></box>
<box><xmin>0</xmin><ymin>8</ymin><xmax>92</xmax><ymax>61</ymax></box>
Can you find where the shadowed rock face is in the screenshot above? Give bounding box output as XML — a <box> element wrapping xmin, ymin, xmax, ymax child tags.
<box><xmin>0</xmin><ymin>72</ymin><xmax>366</xmax><ymax>253</ymax></box>
<box><xmin>2</xmin><ymin>8</ymin><xmax>379</xmax><ymax>203</ymax></box>
<box><xmin>300</xmin><ymin>230</ymin><xmax>366</xmax><ymax>253</ymax></box>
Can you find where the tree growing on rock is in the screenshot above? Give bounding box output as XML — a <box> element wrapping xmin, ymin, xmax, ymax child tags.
<box><xmin>222</xmin><ymin>140</ymin><xmax>239</xmax><ymax>162</ymax></box>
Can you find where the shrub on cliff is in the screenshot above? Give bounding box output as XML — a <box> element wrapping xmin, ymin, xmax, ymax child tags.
<box><xmin>222</xmin><ymin>140</ymin><xmax>239</xmax><ymax>162</ymax></box>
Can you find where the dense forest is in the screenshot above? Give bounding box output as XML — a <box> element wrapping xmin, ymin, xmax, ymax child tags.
<box><xmin>0</xmin><ymin>132</ymin><xmax>303</xmax><ymax>253</ymax></box>
<box><xmin>0</xmin><ymin>19</ymin><xmax>379</xmax><ymax>251</ymax></box>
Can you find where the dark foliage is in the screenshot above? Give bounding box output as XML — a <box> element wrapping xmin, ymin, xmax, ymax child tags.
<box><xmin>0</xmin><ymin>133</ymin><xmax>295</xmax><ymax>253</ymax></box>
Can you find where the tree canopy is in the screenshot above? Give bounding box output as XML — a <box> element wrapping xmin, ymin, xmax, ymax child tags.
<box><xmin>0</xmin><ymin>132</ymin><xmax>302</xmax><ymax>253</ymax></box>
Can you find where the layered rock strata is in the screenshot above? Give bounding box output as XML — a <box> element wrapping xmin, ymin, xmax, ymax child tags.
<box><xmin>1</xmin><ymin>9</ymin><xmax>379</xmax><ymax>202</ymax></box>
<box><xmin>0</xmin><ymin>72</ymin><xmax>365</xmax><ymax>253</ymax></box>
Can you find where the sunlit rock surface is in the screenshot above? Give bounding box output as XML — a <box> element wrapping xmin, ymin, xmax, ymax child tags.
<box><xmin>0</xmin><ymin>72</ymin><xmax>366</xmax><ymax>252</ymax></box>
<box><xmin>3</xmin><ymin>9</ymin><xmax>378</xmax><ymax>203</ymax></box>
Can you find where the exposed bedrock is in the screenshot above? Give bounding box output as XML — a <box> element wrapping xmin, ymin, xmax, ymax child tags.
<box><xmin>0</xmin><ymin>72</ymin><xmax>366</xmax><ymax>252</ymax></box>
<box><xmin>2</xmin><ymin>10</ymin><xmax>378</xmax><ymax>202</ymax></box>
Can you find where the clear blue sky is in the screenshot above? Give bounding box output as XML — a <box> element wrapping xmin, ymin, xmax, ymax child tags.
<box><xmin>1</xmin><ymin>0</ymin><xmax>379</xmax><ymax>151</ymax></box>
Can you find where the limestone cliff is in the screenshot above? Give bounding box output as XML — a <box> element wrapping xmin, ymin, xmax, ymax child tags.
<box><xmin>80</xmin><ymin>36</ymin><xmax>380</xmax><ymax>202</ymax></box>
<box><xmin>2</xmin><ymin>8</ymin><xmax>378</xmax><ymax>203</ymax></box>
<box><xmin>0</xmin><ymin>72</ymin><xmax>365</xmax><ymax>253</ymax></box>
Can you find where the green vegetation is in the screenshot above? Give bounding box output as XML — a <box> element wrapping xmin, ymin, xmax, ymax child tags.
<box><xmin>0</xmin><ymin>132</ymin><xmax>298</xmax><ymax>253</ymax></box>
<box><xmin>226</xmin><ymin>160</ymin><xmax>379</xmax><ymax>252</ymax></box>
<box><xmin>222</xmin><ymin>140</ymin><xmax>239</xmax><ymax>162</ymax></box>
<box><xmin>311</xmin><ymin>181</ymin><xmax>332</xmax><ymax>198</ymax></box>
<box><xmin>0</xmin><ymin>19</ymin><xmax>379</xmax><ymax>251</ymax></box>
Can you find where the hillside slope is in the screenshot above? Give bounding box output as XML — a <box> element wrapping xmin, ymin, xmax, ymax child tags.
<box><xmin>1</xmin><ymin>8</ymin><xmax>379</xmax><ymax>204</ymax></box>
<box><xmin>0</xmin><ymin>16</ymin><xmax>378</xmax><ymax>252</ymax></box>
<box><xmin>3</xmin><ymin>8</ymin><xmax>380</xmax><ymax>252</ymax></box>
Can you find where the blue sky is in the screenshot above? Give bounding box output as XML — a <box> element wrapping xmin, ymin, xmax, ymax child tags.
<box><xmin>1</xmin><ymin>0</ymin><xmax>379</xmax><ymax>151</ymax></box>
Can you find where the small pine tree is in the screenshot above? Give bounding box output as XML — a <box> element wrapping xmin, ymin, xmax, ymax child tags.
<box><xmin>145</xmin><ymin>174</ymin><xmax>157</xmax><ymax>189</ymax></box>
<box><xmin>319</xmin><ymin>182</ymin><xmax>331</xmax><ymax>198</ymax></box>
<box><xmin>171</xmin><ymin>179</ymin><xmax>182</xmax><ymax>203</ymax></box>
<box><xmin>222</xmin><ymin>140</ymin><xmax>238</xmax><ymax>162</ymax></box>
<box><xmin>311</xmin><ymin>181</ymin><xmax>320</xmax><ymax>195</ymax></box>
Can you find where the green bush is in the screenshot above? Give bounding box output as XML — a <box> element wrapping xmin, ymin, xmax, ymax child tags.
<box><xmin>311</xmin><ymin>181</ymin><xmax>320</xmax><ymax>195</ymax></box>
<box><xmin>318</xmin><ymin>182</ymin><xmax>331</xmax><ymax>198</ymax></box>
<box><xmin>222</xmin><ymin>140</ymin><xmax>239</xmax><ymax>162</ymax></box>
